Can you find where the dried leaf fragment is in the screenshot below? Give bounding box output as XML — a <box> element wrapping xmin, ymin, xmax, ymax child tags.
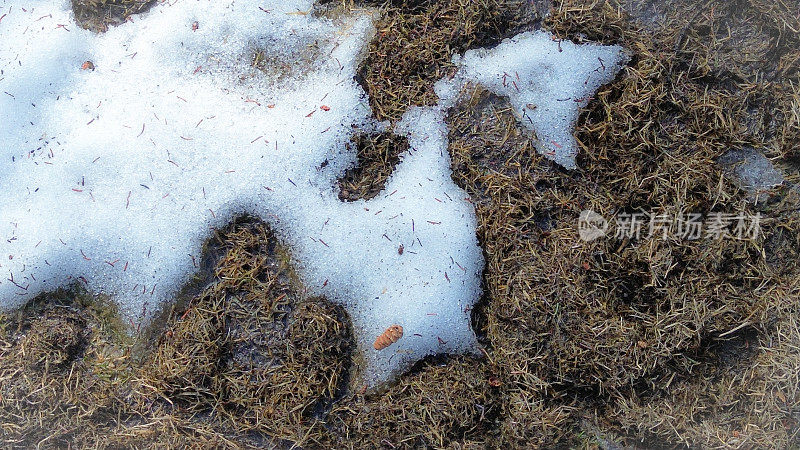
<box><xmin>373</xmin><ymin>324</ymin><xmax>403</xmax><ymax>350</ymax></box>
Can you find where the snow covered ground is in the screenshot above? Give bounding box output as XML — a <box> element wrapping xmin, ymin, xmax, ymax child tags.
<box><xmin>0</xmin><ymin>0</ymin><xmax>626</xmax><ymax>386</ymax></box>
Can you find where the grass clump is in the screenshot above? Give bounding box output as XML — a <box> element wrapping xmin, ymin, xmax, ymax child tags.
<box><xmin>336</xmin><ymin>0</ymin><xmax>541</xmax><ymax>202</ymax></box>
<box><xmin>357</xmin><ymin>0</ymin><xmax>541</xmax><ymax>123</ymax></box>
<box><xmin>0</xmin><ymin>289</ymin><xmax>136</xmax><ymax>448</ymax></box>
<box><xmin>0</xmin><ymin>219</ymin><xmax>354</xmax><ymax>448</ymax></box>
<box><xmin>135</xmin><ymin>218</ymin><xmax>353</xmax><ymax>447</ymax></box>
<box><xmin>71</xmin><ymin>0</ymin><xmax>154</xmax><ymax>32</ymax></box>
<box><xmin>337</xmin><ymin>132</ymin><xmax>410</xmax><ymax>201</ymax></box>
<box><xmin>322</xmin><ymin>357</ymin><xmax>508</xmax><ymax>448</ymax></box>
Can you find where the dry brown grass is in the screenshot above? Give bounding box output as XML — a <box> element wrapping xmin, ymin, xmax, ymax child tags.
<box><xmin>323</xmin><ymin>357</ymin><xmax>509</xmax><ymax>447</ymax></box>
<box><xmin>444</xmin><ymin>0</ymin><xmax>800</xmax><ymax>447</ymax></box>
<box><xmin>133</xmin><ymin>219</ymin><xmax>353</xmax><ymax>447</ymax></box>
<box><xmin>2</xmin><ymin>0</ymin><xmax>799</xmax><ymax>448</ymax></box>
<box><xmin>0</xmin><ymin>220</ymin><xmax>353</xmax><ymax>448</ymax></box>
<box><xmin>71</xmin><ymin>0</ymin><xmax>154</xmax><ymax>32</ymax></box>
<box><xmin>0</xmin><ymin>291</ymin><xmax>137</xmax><ymax>447</ymax></box>
<box><xmin>356</xmin><ymin>0</ymin><xmax>541</xmax><ymax>123</ymax></box>
<box><xmin>337</xmin><ymin>132</ymin><xmax>410</xmax><ymax>201</ymax></box>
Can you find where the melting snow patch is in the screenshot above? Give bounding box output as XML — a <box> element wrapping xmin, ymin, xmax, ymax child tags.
<box><xmin>0</xmin><ymin>0</ymin><xmax>482</xmax><ymax>388</ymax></box>
<box><xmin>0</xmin><ymin>1</ymin><xmax>628</xmax><ymax>387</ymax></box>
<box><xmin>448</xmin><ymin>31</ymin><xmax>630</xmax><ymax>169</ymax></box>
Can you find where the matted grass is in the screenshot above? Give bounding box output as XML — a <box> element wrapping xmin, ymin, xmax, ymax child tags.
<box><xmin>133</xmin><ymin>218</ymin><xmax>354</xmax><ymax>447</ymax></box>
<box><xmin>354</xmin><ymin>0</ymin><xmax>542</xmax><ymax>123</ymax></box>
<box><xmin>1</xmin><ymin>220</ymin><xmax>354</xmax><ymax>448</ymax></box>
<box><xmin>337</xmin><ymin>132</ymin><xmax>410</xmax><ymax>201</ymax></box>
<box><xmin>1</xmin><ymin>0</ymin><xmax>798</xmax><ymax>448</ymax></box>
<box><xmin>0</xmin><ymin>290</ymin><xmax>137</xmax><ymax>447</ymax></box>
<box><xmin>71</xmin><ymin>0</ymin><xmax>154</xmax><ymax>32</ymax></box>
<box><xmin>444</xmin><ymin>0</ymin><xmax>800</xmax><ymax>447</ymax></box>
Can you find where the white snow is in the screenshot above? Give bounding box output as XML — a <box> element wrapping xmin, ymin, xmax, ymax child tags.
<box><xmin>0</xmin><ymin>1</ymin><xmax>627</xmax><ymax>387</ymax></box>
<box><xmin>0</xmin><ymin>0</ymin><xmax>483</xmax><ymax>388</ymax></box>
<box><xmin>448</xmin><ymin>31</ymin><xmax>629</xmax><ymax>169</ymax></box>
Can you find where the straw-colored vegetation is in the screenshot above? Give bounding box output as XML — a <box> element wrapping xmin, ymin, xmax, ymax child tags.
<box><xmin>71</xmin><ymin>0</ymin><xmax>154</xmax><ymax>32</ymax></box>
<box><xmin>337</xmin><ymin>132</ymin><xmax>410</xmax><ymax>202</ymax></box>
<box><xmin>1</xmin><ymin>0</ymin><xmax>798</xmax><ymax>448</ymax></box>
